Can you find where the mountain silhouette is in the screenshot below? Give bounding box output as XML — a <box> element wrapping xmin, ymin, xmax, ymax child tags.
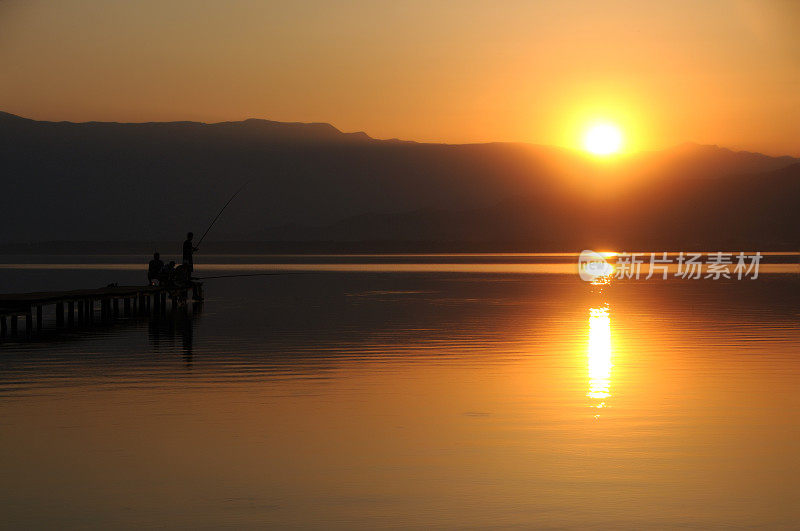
<box><xmin>1</xmin><ymin>112</ymin><xmax>798</xmax><ymax>250</ymax></box>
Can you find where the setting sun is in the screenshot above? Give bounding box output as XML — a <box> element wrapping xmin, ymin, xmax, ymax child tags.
<box><xmin>583</xmin><ymin>123</ymin><xmax>623</xmax><ymax>155</ymax></box>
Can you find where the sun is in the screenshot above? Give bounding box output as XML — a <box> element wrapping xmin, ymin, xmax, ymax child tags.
<box><xmin>583</xmin><ymin>123</ymin><xmax>623</xmax><ymax>155</ymax></box>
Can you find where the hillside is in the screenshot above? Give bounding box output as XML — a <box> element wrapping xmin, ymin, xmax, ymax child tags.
<box><xmin>1</xmin><ymin>112</ymin><xmax>798</xmax><ymax>249</ymax></box>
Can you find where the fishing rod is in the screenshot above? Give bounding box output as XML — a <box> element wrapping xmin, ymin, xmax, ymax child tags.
<box><xmin>196</xmin><ymin>180</ymin><xmax>251</xmax><ymax>248</ymax></box>
<box><xmin>194</xmin><ymin>271</ymin><xmax>315</xmax><ymax>280</ymax></box>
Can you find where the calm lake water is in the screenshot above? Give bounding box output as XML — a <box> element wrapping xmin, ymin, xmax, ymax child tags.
<box><xmin>1</xmin><ymin>254</ymin><xmax>799</xmax><ymax>529</ymax></box>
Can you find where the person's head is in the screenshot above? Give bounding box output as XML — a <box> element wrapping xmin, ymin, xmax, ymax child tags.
<box><xmin>153</xmin><ymin>252</ymin><xmax>160</xmax><ymax>259</ymax></box>
<box><xmin>187</xmin><ymin>232</ymin><xmax>193</xmax><ymax>240</ymax></box>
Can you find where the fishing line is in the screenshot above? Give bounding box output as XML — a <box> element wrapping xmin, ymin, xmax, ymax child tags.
<box><xmin>194</xmin><ymin>271</ymin><xmax>315</xmax><ymax>280</ymax></box>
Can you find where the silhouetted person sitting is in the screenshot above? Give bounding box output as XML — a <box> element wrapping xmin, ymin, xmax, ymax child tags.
<box><xmin>164</xmin><ymin>261</ymin><xmax>175</xmax><ymax>275</ymax></box>
<box><xmin>148</xmin><ymin>252</ymin><xmax>164</xmax><ymax>285</ymax></box>
<box><xmin>159</xmin><ymin>261</ymin><xmax>191</xmax><ymax>288</ymax></box>
<box><xmin>183</xmin><ymin>232</ymin><xmax>198</xmax><ymax>275</ymax></box>
<box><xmin>173</xmin><ymin>263</ymin><xmax>191</xmax><ymax>284</ymax></box>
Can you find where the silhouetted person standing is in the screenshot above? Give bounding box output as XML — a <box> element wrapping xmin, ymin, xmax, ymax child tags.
<box><xmin>148</xmin><ymin>252</ymin><xmax>164</xmax><ymax>285</ymax></box>
<box><xmin>183</xmin><ymin>232</ymin><xmax>198</xmax><ymax>275</ymax></box>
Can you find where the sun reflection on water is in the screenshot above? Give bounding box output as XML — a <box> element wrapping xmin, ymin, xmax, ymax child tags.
<box><xmin>587</xmin><ymin>304</ymin><xmax>613</xmax><ymax>413</ymax></box>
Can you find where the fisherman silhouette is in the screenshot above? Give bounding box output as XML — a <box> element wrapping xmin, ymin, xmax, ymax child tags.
<box><xmin>148</xmin><ymin>252</ymin><xmax>164</xmax><ymax>285</ymax></box>
<box><xmin>182</xmin><ymin>232</ymin><xmax>198</xmax><ymax>275</ymax></box>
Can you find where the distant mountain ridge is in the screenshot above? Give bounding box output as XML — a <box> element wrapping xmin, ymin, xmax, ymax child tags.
<box><xmin>1</xmin><ymin>112</ymin><xmax>798</xmax><ymax>249</ymax></box>
<box><xmin>0</xmin><ymin>111</ymin><xmax>374</xmax><ymax>143</ymax></box>
<box><xmin>276</xmin><ymin>161</ymin><xmax>800</xmax><ymax>250</ymax></box>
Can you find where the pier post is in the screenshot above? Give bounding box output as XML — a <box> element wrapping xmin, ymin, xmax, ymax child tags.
<box><xmin>68</xmin><ymin>301</ymin><xmax>75</xmax><ymax>326</ymax></box>
<box><xmin>1</xmin><ymin>316</ymin><xmax>6</xmax><ymax>337</ymax></box>
<box><xmin>77</xmin><ymin>300</ymin><xmax>84</xmax><ymax>324</ymax></box>
<box><xmin>25</xmin><ymin>311</ymin><xmax>32</xmax><ymax>339</ymax></box>
<box><xmin>56</xmin><ymin>303</ymin><xmax>65</xmax><ymax>327</ymax></box>
<box><xmin>112</xmin><ymin>298</ymin><xmax>119</xmax><ymax>318</ymax></box>
<box><xmin>192</xmin><ymin>283</ymin><xmax>204</xmax><ymax>301</ymax></box>
<box><xmin>36</xmin><ymin>305</ymin><xmax>43</xmax><ymax>331</ymax></box>
<box><xmin>11</xmin><ymin>315</ymin><xmax>18</xmax><ymax>335</ymax></box>
<box><xmin>161</xmin><ymin>292</ymin><xmax>167</xmax><ymax>313</ymax></box>
<box><xmin>124</xmin><ymin>297</ymin><xmax>131</xmax><ymax>317</ymax></box>
<box><xmin>87</xmin><ymin>299</ymin><xmax>94</xmax><ymax>322</ymax></box>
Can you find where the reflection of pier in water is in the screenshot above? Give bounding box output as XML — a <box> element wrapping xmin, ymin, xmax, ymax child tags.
<box><xmin>148</xmin><ymin>305</ymin><xmax>200</xmax><ymax>368</ymax></box>
<box><xmin>0</xmin><ymin>283</ymin><xmax>203</xmax><ymax>340</ymax></box>
<box><xmin>0</xmin><ymin>286</ymin><xmax>203</xmax><ymax>359</ymax></box>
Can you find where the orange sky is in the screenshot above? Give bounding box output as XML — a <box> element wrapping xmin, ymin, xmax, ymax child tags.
<box><xmin>1</xmin><ymin>0</ymin><xmax>798</xmax><ymax>155</ymax></box>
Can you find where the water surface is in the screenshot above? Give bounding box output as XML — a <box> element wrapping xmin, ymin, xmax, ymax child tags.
<box><xmin>1</xmin><ymin>254</ymin><xmax>799</xmax><ymax>528</ymax></box>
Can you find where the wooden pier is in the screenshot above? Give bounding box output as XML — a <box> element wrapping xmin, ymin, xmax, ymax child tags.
<box><xmin>0</xmin><ymin>282</ymin><xmax>203</xmax><ymax>339</ymax></box>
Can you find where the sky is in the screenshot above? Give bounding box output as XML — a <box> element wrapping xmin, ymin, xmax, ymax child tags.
<box><xmin>1</xmin><ymin>0</ymin><xmax>798</xmax><ymax>155</ymax></box>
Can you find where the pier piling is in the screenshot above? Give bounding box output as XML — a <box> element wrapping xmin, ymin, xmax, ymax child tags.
<box><xmin>0</xmin><ymin>283</ymin><xmax>202</xmax><ymax>340</ymax></box>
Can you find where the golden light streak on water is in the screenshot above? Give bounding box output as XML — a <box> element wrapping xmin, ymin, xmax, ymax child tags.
<box><xmin>587</xmin><ymin>305</ymin><xmax>612</xmax><ymax>412</ymax></box>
